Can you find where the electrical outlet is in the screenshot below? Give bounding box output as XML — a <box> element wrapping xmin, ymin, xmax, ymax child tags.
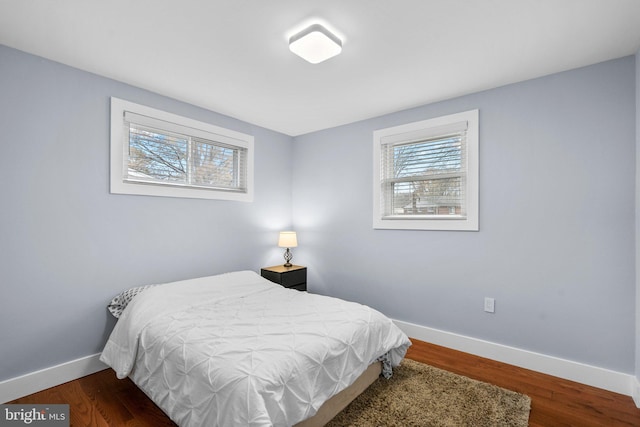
<box><xmin>484</xmin><ymin>297</ymin><xmax>495</xmax><ymax>313</ymax></box>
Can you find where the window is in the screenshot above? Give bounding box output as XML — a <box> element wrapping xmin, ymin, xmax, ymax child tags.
<box><xmin>373</xmin><ymin>110</ymin><xmax>478</xmax><ymax>231</ymax></box>
<box><xmin>110</xmin><ymin>97</ymin><xmax>254</xmax><ymax>201</ymax></box>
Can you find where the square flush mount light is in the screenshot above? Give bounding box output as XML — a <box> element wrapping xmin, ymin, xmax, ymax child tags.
<box><xmin>289</xmin><ymin>24</ymin><xmax>342</xmax><ymax>64</ymax></box>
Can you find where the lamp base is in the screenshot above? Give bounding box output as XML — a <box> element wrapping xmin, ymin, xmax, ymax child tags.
<box><xmin>283</xmin><ymin>248</ymin><xmax>293</xmax><ymax>267</ymax></box>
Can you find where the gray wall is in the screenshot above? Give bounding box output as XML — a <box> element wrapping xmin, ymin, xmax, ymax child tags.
<box><xmin>0</xmin><ymin>45</ymin><xmax>294</xmax><ymax>381</ymax></box>
<box><xmin>293</xmin><ymin>56</ymin><xmax>636</xmax><ymax>373</ymax></box>
<box><xmin>636</xmin><ymin>49</ymin><xmax>640</xmax><ymax>383</ymax></box>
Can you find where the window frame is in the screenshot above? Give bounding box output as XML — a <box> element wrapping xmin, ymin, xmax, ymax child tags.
<box><xmin>110</xmin><ymin>97</ymin><xmax>254</xmax><ymax>202</ymax></box>
<box><xmin>372</xmin><ymin>109</ymin><xmax>479</xmax><ymax>231</ymax></box>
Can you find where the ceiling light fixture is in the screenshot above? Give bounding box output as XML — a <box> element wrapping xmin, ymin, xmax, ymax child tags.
<box><xmin>289</xmin><ymin>24</ymin><xmax>342</xmax><ymax>64</ymax></box>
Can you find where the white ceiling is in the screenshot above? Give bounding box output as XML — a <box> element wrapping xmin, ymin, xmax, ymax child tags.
<box><xmin>1</xmin><ymin>0</ymin><xmax>640</xmax><ymax>136</ymax></box>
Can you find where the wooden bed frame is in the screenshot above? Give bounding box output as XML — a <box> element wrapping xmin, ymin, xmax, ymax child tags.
<box><xmin>294</xmin><ymin>362</ymin><xmax>382</xmax><ymax>427</ymax></box>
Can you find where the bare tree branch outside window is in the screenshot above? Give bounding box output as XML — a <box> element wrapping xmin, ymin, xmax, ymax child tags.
<box><xmin>126</xmin><ymin>124</ymin><xmax>244</xmax><ymax>191</ymax></box>
<box><xmin>389</xmin><ymin>135</ymin><xmax>464</xmax><ymax>216</ymax></box>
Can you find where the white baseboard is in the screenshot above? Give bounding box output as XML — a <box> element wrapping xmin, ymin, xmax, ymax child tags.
<box><xmin>0</xmin><ymin>353</ymin><xmax>107</xmax><ymax>403</ymax></box>
<box><xmin>633</xmin><ymin>377</ymin><xmax>640</xmax><ymax>408</ymax></box>
<box><xmin>394</xmin><ymin>319</ymin><xmax>637</xmax><ymax>402</ymax></box>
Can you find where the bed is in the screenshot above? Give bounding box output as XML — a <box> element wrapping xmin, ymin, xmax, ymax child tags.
<box><xmin>100</xmin><ymin>270</ymin><xmax>411</xmax><ymax>427</ymax></box>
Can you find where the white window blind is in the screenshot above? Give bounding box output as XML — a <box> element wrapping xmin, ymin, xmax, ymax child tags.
<box><xmin>373</xmin><ymin>110</ymin><xmax>479</xmax><ymax>231</ymax></box>
<box><xmin>110</xmin><ymin>97</ymin><xmax>254</xmax><ymax>202</ymax></box>
<box><xmin>380</xmin><ymin>121</ymin><xmax>467</xmax><ymax>219</ymax></box>
<box><xmin>124</xmin><ymin>112</ymin><xmax>248</xmax><ymax>193</ymax></box>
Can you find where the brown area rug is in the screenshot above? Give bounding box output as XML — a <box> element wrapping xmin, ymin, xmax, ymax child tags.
<box><xmin>326</xmin><ymin>359</ymin><xmax>531</xmax><ymax>427</ymax></box>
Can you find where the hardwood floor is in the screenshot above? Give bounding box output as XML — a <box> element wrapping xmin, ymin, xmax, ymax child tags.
<box><xmin>9</xmin><ymin>338</ymin><xmax>640</xmax><ymax>426</ymax></box>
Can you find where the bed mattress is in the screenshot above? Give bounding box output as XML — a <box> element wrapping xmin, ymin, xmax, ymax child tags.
<box><xmin>100</xmin><ymin>271</ymin><xmax>410</xmax><ymax>426</ymax></box>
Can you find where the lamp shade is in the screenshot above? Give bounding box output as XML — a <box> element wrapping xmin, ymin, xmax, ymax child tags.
<box><xmin>278</xmin><ymin>231</ymin><xmax>298</xmax><ymax>248</ymax></box>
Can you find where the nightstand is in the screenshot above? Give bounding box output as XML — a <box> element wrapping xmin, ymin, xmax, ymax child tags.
<box><xmin>260</xmin><ymin>265</ymin><xmax>307</xmax><ymax>291</ymax></box>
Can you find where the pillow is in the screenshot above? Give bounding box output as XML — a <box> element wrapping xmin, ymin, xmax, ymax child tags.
<box><xmin>107</xmin><ymin>284</ymin><xmax>158</xmax><ymax>318</ymax></box>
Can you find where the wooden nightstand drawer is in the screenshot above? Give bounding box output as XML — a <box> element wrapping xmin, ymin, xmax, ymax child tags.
<box><xmin>288</xmin><ymin>283</ymin><xmax>307</xmax><ymax>291</ymax></box>
<box><xmin>280</xmin><ymin>268</ymin><xmax>306</xmax><ymax>287</ymax></box>
<box><xmin>261</xmin><ymin>265</ymin><xmax>307</xmax><ymax>291</ymax></box>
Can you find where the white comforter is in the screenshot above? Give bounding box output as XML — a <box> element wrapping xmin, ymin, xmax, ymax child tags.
<box><xmin>100</xmin><ymin>271</ymin><xmax>410</xmax><ymax>427</ymax></box>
